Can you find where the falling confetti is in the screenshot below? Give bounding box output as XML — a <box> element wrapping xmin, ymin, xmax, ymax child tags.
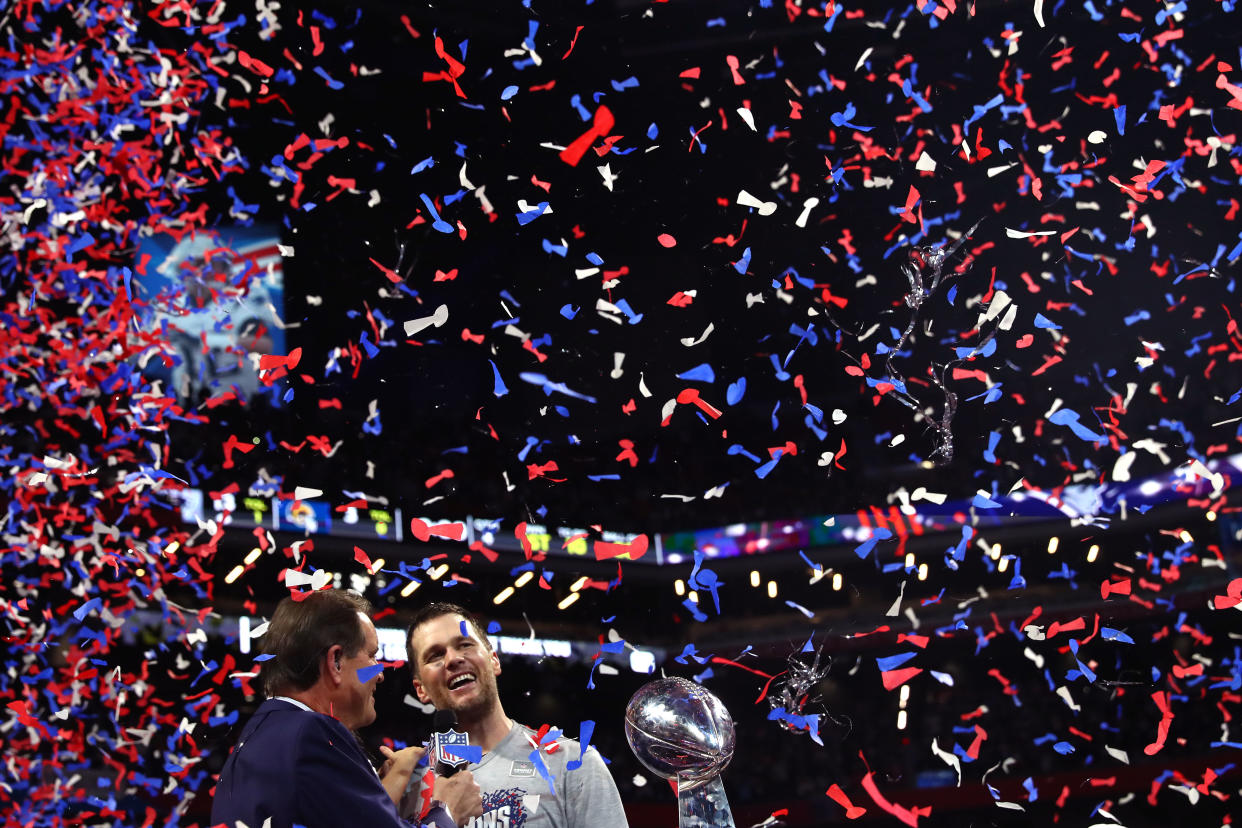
<box><xmin>3</xmin><ymin>0</ymin><xmax>1242</xmax><ymax>826</ymax></box>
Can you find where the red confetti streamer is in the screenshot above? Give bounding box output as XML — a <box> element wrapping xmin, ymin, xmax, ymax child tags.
<box><xmin>825</xmin><ymin>783</ymin><xmax>867</xmax><ymax>819</ymax></box>
<box><xmin>559</xmin><ymin>105</ymin><xmax>615</xmax><ymax>166</ymax></box>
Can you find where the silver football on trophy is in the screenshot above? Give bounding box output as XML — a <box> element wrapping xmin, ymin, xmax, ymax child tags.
<box><xmin>624</xmin><ymin>676</ymin><xmax>736</xmax><ymax>790</ymax></box>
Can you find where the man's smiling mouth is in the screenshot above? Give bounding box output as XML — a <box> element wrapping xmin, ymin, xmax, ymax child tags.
<box><xmin>448</xmin><ymin>673</ymin><xmax>477</xmax><ymax>690</ymax></box>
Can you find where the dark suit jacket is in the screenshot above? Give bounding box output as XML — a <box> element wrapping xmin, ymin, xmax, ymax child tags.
<box><xmin>211</xmin><ymin>698</ymin><xmax>453</xmax><ymax>828</ymax></box>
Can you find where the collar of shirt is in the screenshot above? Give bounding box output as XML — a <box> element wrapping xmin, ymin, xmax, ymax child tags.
<box><xmin>269</xmin><ymin>695</ymin><xmax>313</xmax><ymax>712</ymax></box>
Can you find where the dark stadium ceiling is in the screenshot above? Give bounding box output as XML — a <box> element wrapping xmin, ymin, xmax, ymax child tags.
<box><xmin>163</xmin><ymin>0</ymin><xmax>1240</xmax><ymax>535</ymax></box>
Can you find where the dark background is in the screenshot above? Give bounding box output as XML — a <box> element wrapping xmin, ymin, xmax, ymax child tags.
<box><xmin>2</xmin><ymin>0</ymin><xmax>1242</xmax><ymax>826</ymax></box>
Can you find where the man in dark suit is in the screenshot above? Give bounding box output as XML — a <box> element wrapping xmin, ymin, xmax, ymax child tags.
<box><xmin>210</xmin><ymin>589</ymin><xmax>482</xmax><ymax>828</ymax></box>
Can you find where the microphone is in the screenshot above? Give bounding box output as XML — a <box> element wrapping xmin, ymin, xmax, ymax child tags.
<box><xmin>430</xmin><ymin>709</ymin><xmax>470</xmax><ymax>777</ymax></box>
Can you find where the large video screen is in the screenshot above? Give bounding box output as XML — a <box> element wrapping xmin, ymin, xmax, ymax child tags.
<box><xmin>132</xmin><ymin>224</ymin><xmax>286</xmax><ymax>403</ymax></box>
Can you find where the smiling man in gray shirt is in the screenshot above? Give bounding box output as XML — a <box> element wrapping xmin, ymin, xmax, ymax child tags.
<box><xmin>399</xmin><ymin>602</ymin><xmax>629</xmax><ymax>828</ymax></box>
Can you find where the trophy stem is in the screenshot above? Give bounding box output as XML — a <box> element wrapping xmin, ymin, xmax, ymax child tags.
<box><xmin>676</xmin><ymin>775</ymin><xmax>737</xmax><ymax>828</ymax></box>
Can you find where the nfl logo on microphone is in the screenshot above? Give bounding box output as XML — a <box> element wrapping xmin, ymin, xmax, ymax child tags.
<box><xmin>433</xmin><ymin>729</ymin><xmax>471</xmax><ymax>769</ymax></box>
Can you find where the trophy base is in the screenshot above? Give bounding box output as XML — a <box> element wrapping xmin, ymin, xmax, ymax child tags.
<box><xmin>677</xmin><ymin>774</ymin><xmax>736</xmax><ymax>828</ymax></box>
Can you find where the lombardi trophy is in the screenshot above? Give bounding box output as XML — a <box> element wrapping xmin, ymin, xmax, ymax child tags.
<box><xmin>625</xmin><ymin>677</ymin><xmax>737</xmax><ymax>828</ymax></box>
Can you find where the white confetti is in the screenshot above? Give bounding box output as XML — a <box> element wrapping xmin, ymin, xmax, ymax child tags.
<box><xmin>1005</xmin><ymin>227</ymin><xmax>1057</xmax><ymax>238</ymax></box>
<box><xmin>680</xmin><ymin>322</ymin><xmax>714</xmax><ymax>346</ymax></box>
<box><xmin>886</xmin><ymin>580</ymin><xmax>906</xmax><ymax>616</ymax></box>
<box><xmin>931</xmin><ymin>737</ymin><xmax>962</xmax><ymax>785</ymax></box>
<box><xmin>404</xmin><ymin>303</ymin><xmax>449</xmax><ymax>336</ymax></box>
<box><xmin>1104</xmin><ymin>745</ymin><xmax>1130</xmax><ymax>764</ymax></box>
<box><xmin>598</xmin><ymin>163</ymin><xmax>618</xmax><ymax>191</ymax></box>
<box><xmin>660</xmin><ymin>398</ymin><xmax>677</xmax><ymax>422</ymax></box>
<box><xmin>795</xmin><ymin>196</ymin><xmax>819</xmax><ymax>228</ymax></box>
<box><xmin>737</xmin><ymin>189</ymin><xmax>777</xmax><ymax>216</ymax></box>
<box><xmin>911</xmin><ymin>487</ymin><xmax>947</xmax><ymax>505</ymax></box>
<box><xmin>1056</xmin><ymin>685</ymin><xmax>1082</xmax><ymax>713</ymax></box>
<box><xmin>1112</xmin><ymin>451</ymin><xmax>1138</xmax><ymax>482</ymax></box>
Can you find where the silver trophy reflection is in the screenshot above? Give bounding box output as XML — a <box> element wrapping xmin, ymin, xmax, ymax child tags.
<box><xmin>625</xmin><ymin>677</ymin><xmax>737</xmax><ymax>828</ymax></box>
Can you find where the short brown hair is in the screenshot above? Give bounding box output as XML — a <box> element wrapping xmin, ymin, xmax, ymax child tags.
<box><xmin>261</xmin><ymin>589</ymin><xmax>373</xmax><ymax>696</ymax></box>
<box><xmin>404</xmin><ymin>601</ymin><xmax>491</xmax><ymax>675</ymax></box>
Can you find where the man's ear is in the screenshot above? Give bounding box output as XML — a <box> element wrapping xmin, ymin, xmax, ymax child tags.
<box><xmin>326</xmin><ymin>645</ymin><xmax>343</xmax><ymax>684</ymax></box>
<box><xmin>413</xmin><ymin>677</ymin><xmax>430</xmax><ymax>704</ymax></box>
<box><xmin>490</xmin><ymin>648</ymin><xmax>501</xmax><ymax>677</ymax></box>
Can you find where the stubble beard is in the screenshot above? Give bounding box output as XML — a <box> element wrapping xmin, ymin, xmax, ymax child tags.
<box><xmin>450</xmin><ymin>673</ymin><xmax>500</xmax><ymax>726</ymax></box>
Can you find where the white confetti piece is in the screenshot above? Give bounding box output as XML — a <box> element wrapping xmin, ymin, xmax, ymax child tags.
<box><xmin>516</xmin><ymin>198</ymin><xmax>550</xmax><ymax>215</ymax></box>
<box><xmin>680</xmin><ymin>322</ymin><xmax>714</xmax><ymax>346</ymax></box>
<box><xmin>1112</xmin><ymin>451</ymin><xmax>1138</xmax><ymax>482</ymax></box>
<box><xmin>795</xmin><ymin>196</ymin><xmax>819</xmax><ymax>227</ymax></box>
<box><xmin>404</xmin><ymin>694</ymin><xmax>435</xmax><ymax>714</ymax></box>
<box><xmin>1087</xmin><ymin>130</ymin><xmax>1108</xmax><ymax>144</ymax></box>
<box><xmin>911</xmin><ymin>487</ymin><xmax>946</xmax><ymax>504</ymax></box>
<box><xmin>1104</xmin><ymin>745</ymin><xmax>1130</xmax><ymax>764</ymax></box>
<box><xmin>598</xmin><ymin>163</ymin><xmax>618</xmax><ymax>191</ymax></box>
<box><xmin>1057</xmin><ymin>685</ymin><xmax>1082</xmax><ymax>713</ymax></box>
<box><xmin>1005</xmin><ymin>227</ymin><xmax>1056</xmax><ymax>238</ymax></box>
<box><xmin>998</xmin><ymin>301</ymin><xmax>1019</xmax><ymax>331</ymax></box>
<box><xmin>980</xmin><ymin>290</ymin><xmax>1012</xmax><ymax>324</ymax></box>
<box><xmin>293</xmin><ymin>486</ymin><xmax>322</xmax><ymax>500</ymax></box>
<box><xmin>736</xmin><ymin>106</ymin><xmax>756</xmax><ymax>131</ymax></box>
<box><xmin>404</xmin><ymin>303</ymin><xmax>449</xmax><ymax>336</ymax></box>
<box><xmin>886</xmin><ymin>580</ymin><xmax>906</xmax><ymax>616</ymax></box>
<box><xmin>737</xmin><ymin>189</ymin><xmax>777</xmax><ymax>216</ymax></box>
<box><xmin>915</xmin><ymin>151</ymin><xmax>937</xmax><ymax>172</ymax></box>
<box><xmin>931</xmin><ymin>738</ymin><xmax>962</xmax><ymax>785</ymax></box>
